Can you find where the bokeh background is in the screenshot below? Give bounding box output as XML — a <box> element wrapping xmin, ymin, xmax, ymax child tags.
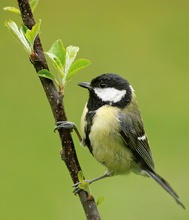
<box><xmin>1</xmin><ymin>0</ymin><xmax>189</xmax><ymax>219</ymax></box>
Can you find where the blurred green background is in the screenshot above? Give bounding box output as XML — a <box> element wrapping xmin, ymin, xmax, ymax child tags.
<box><xmin>1</xmin><ymin>0</ymin><xmax>189</xmax><ymax>219</ymax></box>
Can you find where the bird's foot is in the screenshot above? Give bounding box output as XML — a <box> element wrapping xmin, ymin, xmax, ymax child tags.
<box><xmin>54</xmin><ymin>121</ymin><xmax>76</xmax><ymax>132</ymax></box>
<box><xmin>72</xmin><ymin>180</ymin><xmax>92</xmax><ymax>195</ymax></box>
<box><xmin>73</xmin><ymin>171</ymin><xmax>111</xmax><ymax>194</ymax></box>
<box><xmin>54</xmin><ymin>121</ymin><xmax>82</xmax><ymax>142</ymax></box>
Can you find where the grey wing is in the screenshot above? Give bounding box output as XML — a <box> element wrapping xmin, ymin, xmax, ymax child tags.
<box><xmin>118</xmin><ymin>112</ymin><xmax>155</xmax><ymax>171</ymax></box>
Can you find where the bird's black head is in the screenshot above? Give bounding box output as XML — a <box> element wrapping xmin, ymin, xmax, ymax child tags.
<box><xmin>78</xmin><ymin>73</ymin><xmax>133</xmax><ymax>111</ymax></box>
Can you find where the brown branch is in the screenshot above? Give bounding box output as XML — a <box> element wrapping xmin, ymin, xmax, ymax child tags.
<box><xmin>16</xmin><ymin>0</ymin><xmax>101</xmax><ymax>219</ymax></box>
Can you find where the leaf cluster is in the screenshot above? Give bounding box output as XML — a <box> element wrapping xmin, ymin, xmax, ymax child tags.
<box><xmin>5</xmin><ymin>20</ymin><xmax>41</xmax><ymax>54</ymax></box>
<box><xmin>4</xmin><ymin>0</ymin><xmax>91</xmax><ymax>94</ymax></box>
<box><xmin>39</xmin><ymin>40</ymin><xmax>91</xmax><ymax>93</ymax></box>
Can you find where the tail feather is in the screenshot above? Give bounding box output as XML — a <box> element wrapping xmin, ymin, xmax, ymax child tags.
<box><xmin>146</xmin><ymin>169</ymin><xmax>185</xmax><ymax>209</ymax></box>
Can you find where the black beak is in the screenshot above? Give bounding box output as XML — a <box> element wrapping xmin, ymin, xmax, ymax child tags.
<box><xmin>78</xmin><ymin>82</ymin><xmax>92</xmax><ymax>90</ymax></box>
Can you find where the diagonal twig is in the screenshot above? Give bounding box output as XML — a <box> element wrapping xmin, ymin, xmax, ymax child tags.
<box><xmin>16</xmin><ymin>0</ymin><xmax>101</xmax><ymax>219</ymax></box>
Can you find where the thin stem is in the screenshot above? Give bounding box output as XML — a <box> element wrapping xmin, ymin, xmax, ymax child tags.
<box><xmin>16</xmin><ymin>0</ymin><xmax>101</xmax><ymax>219</ymax></box>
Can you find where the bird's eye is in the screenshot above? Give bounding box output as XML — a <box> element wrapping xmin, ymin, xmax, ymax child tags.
<box><xmin>99</xmin><ymin>83</ymin><xmax>107</xmax><ymax>88</ymax></box>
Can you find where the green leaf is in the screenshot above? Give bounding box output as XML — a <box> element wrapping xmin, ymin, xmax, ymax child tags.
<box><xmin>78</xmin><ymin>171</ymin><xmax>84</xmax><ymax>183</ymax></box>
<box><xmin>4</xmin><ymin>20</ymin><xmax>31</xmax><ymax>54</ymax></box>
<box><xmin>78</xmin><ymin>181</ymin><xmax>90</xmax><ymax>191</ymax></box>
<box><xmin>96</xmin><ymin>196</ymin><xmax>105</xmax><ymax>206</ymax></box>
<box><xmin>30</xmin><ymin>0</ymin><xmax>39</xmax><ymax>12</ymax></box>
<box><xmin>45</xmin><ymin>52</ymin><xmax>63</xmax><ymax>74</ymax></box>
<box><xmin>3</xmin><ymin>7</ymin><xmax>21</xmax><ymax>15</ymax></box>
<box><xmin>21</xmin><ymin>25</ymin><xmax>28</xmax><ymax>35</ymax></box>
<box><xmin>49</xmin><ymin>39</ymin><xmax>66</xmax><ymax>69</ymax></box>
<box><xmin>64</xmin><ymin>46</ymin><xmax>79</xmax><ymax>75</ymax></box>
<box><xmin>76</xmin><ymin>171</ymin><xmax>91</xmax><ymax>194</ymax></box>
<box><xmin>25</xmin><ymin>20</ymin><xmax>41</xmax><ymax>48</ymax></box>
<box><xmin>38</xmin><ymin>69</ymin><xmax>58</xmax><ymax>85</ymax></box>
<box><xmin>66</xmin><ymin>59</ymin><xmax>91</xmax><ymax>81</ymax></box>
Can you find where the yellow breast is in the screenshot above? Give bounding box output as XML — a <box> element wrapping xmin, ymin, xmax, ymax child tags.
<box><xmin>89</xmin><ymin>106</ymin><xmax>134</xmax><ymax>175</ymax></box>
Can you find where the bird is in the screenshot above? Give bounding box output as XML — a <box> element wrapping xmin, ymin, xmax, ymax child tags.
<box><xmin>76</xmin><ymin>73</ymin><xmax>185</xmax><ymax>209</ymax></box>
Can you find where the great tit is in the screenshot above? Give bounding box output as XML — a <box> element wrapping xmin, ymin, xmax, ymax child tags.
<box><xmin>77</xmin><ymin>73</ymin><xmax>185</xmax><ymax>209</ymax></box>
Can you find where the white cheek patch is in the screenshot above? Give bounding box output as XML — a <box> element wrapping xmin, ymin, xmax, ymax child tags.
<box><xmin>94</xmin><ymin>87</ymin><xmax>126</xmax><ymax>103</ymax></box>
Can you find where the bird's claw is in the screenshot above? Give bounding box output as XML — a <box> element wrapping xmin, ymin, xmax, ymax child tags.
<box><xmin>54</xmin><ymin>121</ymin><xmax>83</xmax><ymax>142</ymax></box>
<box><xmin>73</xmin><ymin>186</ymin><xmax>82</xmax><ymax>195</ymax></box>
<box><xmin>72</xmin><ymin>180</ymin><xmax>92</xmax><ymax>195</ymax></box>
<box><xmin>72</xmin><ymin>181</ymin><xmax>81</xmax><ymax>187</ymax></box>
<box><xmin>54</xmin><ymin>121</ymin><xmax>76</xmax><ymax>132</ymax></box>
<box><xmin>72</xmin><ymin>182</ymin><xmax>82</xmax><ymax>195</ymax></box>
